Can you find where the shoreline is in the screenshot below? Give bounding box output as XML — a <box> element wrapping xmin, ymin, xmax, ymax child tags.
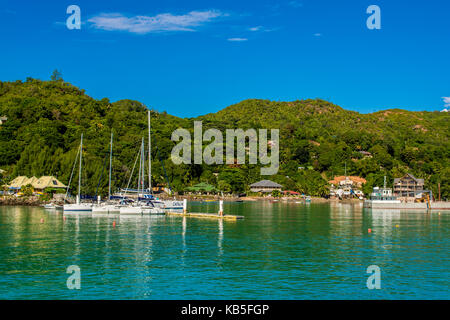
<box><xmin>0</xmin><ymin>195</ymin><xmax>360</xmax><ymax>207</ymax></box>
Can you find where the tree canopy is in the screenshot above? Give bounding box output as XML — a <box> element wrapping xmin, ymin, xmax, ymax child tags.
<box><xmin>0</xmin><ymin>79</ymin><xmax>448</xmax><ymax>199</ymax></box>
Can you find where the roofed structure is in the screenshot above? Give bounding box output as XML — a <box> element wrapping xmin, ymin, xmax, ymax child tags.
<box><xmin>7</xmin><ymin>176</ymin><xmax>66</xmax><ymax>191</ymax></box>
<box><xmin>393</xmin><ymin>173</ymin><xmax>424</xmax><ymax>198</ymax></box>
<box><xmin>8</xmin><ymin>176</ymin><xmax>29</xmax><ymax>190</ymax></box>
<box><xmin>250</xmin><ymin>180</ymin><xmax>283</xmax><ymax>193</ymax></box>
<box><xmin>328</xmin><ymin>176</ymin><xmax>367</xmax><ymax>187</ymax></box>
<box><xmin>33</xmin><ymin>176</ymin><xmax>67</xmax><ymax>190</ymax></box>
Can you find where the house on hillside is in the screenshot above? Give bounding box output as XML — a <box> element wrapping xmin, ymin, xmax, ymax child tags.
<box><xmin>0</xmin><ymin>116</ymin><xmax>7</xmax><ymax>125</ymax></box>
<box><xmin>393</xmin><ymin>173</ymin><xmax>424</xmax><ymax>200</ymax></box>
<box><xmin>329</xmin><ymin>176</ymin><xmax>367</xmax><ymax>199</ymax></box>
<box><xmin>358</xmin><ymin>151</ymin><xmax>372</xmax><ymax>158</ymax></box>
<box><xmin>250</xmin><ymin>180</ymin><xmax>283</xmax><ymax>193</ymax></box>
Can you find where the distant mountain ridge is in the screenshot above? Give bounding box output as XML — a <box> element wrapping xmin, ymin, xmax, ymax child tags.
<box><xmin>0</xmin><ymin>79</ymin><xmax>448</xmax><ymax>198</ymax></box>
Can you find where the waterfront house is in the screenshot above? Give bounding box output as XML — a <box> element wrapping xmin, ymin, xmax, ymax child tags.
<box><xmin>393</xmin><ymin>173</ymin><xmax>424</xmax><ymax>200</ymax></box>
<box><xmin>329</xmin><ymin>176</ymin><xmax>367</xmax><ymax>199</ymax></box>
<box><xmin>8</xmin><ymin>176</ymin><xmax>30</xmax><ymax>191</ymax></box>
<box><xmin>32</xmin><ymin>176</ymin><xmax>67</xmax><ymax>191</ymax></box>
<box><xmin>7</xmin><ymin>176</ymin><xmax>66</xmax><ymax>193</ymax></box>
<box><xmin>250</xmin><ymin>180</ymin><xmax>283</xmax><ymax>193</ymax></box>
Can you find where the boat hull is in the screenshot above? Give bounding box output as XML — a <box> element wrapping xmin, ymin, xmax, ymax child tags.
<box><xmin>92</xmin><ymin>205</ymin><xmax>121</xmax><ymax>213</ymax></box>
<box><xmin>364</xmin><ymin>200</ymin><xmax>450</xmax><ymax>210</ymax></box>
<box><xmin>119</xmin><ymin>206</ymin><xmax>165</xmax><ymax>215</ymax></box>
<box><xmin>63</xmin><ymin>204</ymin><xmax>93</xmax><ymax>212</ymax></box>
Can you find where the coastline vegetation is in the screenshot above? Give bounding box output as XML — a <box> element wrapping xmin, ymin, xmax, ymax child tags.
<box><xmin>0</xmin><ymin>77</ymin><xmax>448</xmax><ymax>199</ymax></box>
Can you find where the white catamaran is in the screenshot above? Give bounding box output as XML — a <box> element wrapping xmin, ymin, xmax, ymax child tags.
<box><xmin>63</xmin><ymin>134</ymin><xmax>93</xmax><ymax>212</ymax></box>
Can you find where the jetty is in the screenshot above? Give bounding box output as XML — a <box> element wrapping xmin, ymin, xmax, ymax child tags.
<box><xmin>167</xmin><ymin>200</ymin><xmax>244</xmax><ymax>220</ymax></box>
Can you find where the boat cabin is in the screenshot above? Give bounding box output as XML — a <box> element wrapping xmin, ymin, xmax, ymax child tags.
<box><xmin>370</xmin><ymin>187</ymin><xmax>397</xmax><ymax>201</ymax></box>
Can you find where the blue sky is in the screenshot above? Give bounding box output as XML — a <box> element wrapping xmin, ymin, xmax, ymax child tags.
<box><xmin>1</xmin><ymin>0</ymin><xmax>449</xmax><ymax>117</ymax></box>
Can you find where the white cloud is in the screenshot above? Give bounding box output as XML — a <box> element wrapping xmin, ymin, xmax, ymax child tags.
<box><xmin>314</xmin><ymin>33</ymin><xmax>322</xmax><ymax>37</ymax></box>
<box><xmin>249</xmin><ymin>26</ymin><xmax>262</xmax><ymax>32</ymax></box>
<box><xmin>228</xmin><ymin>38</ymin><xmax>248</xmax><ymax>42</ymax></box>
<box><xmin>443</xmin><ymin>97</ymin><xmax>450</xmax><ymax>107</ymax></box>
<box><xmin>88</xmin><ymin>10</ymin><xmax>224</xmax><ymax>34</ymax></box>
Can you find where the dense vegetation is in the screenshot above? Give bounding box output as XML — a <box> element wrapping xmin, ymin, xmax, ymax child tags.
<box><xmin>0</xmin><ymin>78</ymin><xmax>448</xmax><ymax>199</ymax></box>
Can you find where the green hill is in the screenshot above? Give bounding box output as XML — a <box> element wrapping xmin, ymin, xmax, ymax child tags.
<box><xmin>0</xmin><ymin>79</ymin><xmax>448</xmax><ymax>198</ymax></box>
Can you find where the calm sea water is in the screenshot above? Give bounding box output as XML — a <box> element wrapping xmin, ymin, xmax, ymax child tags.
<box><xmin>0</xmin><ymin>202</ymin><xmax>448</xmax><ymax>300</ymax></box>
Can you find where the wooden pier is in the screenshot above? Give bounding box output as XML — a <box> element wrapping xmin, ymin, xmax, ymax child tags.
<box><xmin>167</xmin><ymin>211</ymin><xmax>244</xmax><ymax>220</ymax></box>
<box><xmin>167</xmin><ymin>199</ymin><xmax>244</xmax><ymax>220</ymax></box>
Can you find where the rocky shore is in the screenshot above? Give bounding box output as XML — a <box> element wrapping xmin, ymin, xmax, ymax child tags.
<box><xmin>0</xmin><ymin>196</ymin><xmax>44</xmax><ymax>206</ymax></box>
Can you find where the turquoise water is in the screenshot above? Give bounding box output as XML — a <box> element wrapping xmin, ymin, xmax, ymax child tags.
<box><xmin>0</xmin><ymin>202</ymin><xmax>448</xmax><ymax>299</ymax></box>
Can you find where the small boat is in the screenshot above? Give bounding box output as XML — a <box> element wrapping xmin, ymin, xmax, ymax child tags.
<box><xmin>305</xmin><ymin>196</ymin><xmax>311</xmax><ymax>203</ymax></box>
<box><xmin>43</xmin><ymin>203</ymin><xmax>62</xmax><ymax>210</ymax></box>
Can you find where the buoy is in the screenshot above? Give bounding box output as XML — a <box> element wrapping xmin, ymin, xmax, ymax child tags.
<box><xmin>63</xmin><ymin>216</ymin><xmax>66</xmax><ymax>221</ymax></box>
<box><xmin>113</xmin><ymin>221</ymin><xmax>116</xmax><ymax>228</ymax></box>
<box><xmin>396</xmin><ymin>225</ymin><xmax>399</xmax><ymax>228</ymax></box>
<box><xmin>368</xmin><ymin>228</ymin><xmax>372</xmax><ymax>233</ymax></box>
<box><xmin>40</xmin><ymin>218</ymin><xmax>44</xmax><ymax>223</ymax></box>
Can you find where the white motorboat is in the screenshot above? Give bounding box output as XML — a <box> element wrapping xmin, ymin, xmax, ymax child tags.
<box><xmin>147</xmin><ymin>197</ymin><xmax>183</xmax><ymax>211</ymax></box>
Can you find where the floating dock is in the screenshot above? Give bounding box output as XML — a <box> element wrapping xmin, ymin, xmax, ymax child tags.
<box><xmin>166</xmin><ymin>199</ymin><xmax>244</xmax><ymax>220</ymax></box>
<box><xmin>167</xmin><ymin>211</ymin><xmax>244</xmax><ymax>220</ymax></box>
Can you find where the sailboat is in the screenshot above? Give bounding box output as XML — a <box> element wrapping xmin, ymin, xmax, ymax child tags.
<box><xmin>63</xmin><ymin>134</ymin><xmax>93</xmax><ymax>212</ymax></box>
<box><xmin>145</xmin><ymin>111</ymin><xmax>183</xmax><ymax>211</ymax></box>
<box><xmin>92</xmin><ymin>132</ymin><xmax>121</xmax><ymax>213</ymax></box>
<box><xmin>119</xmin><ymin>129</ymin><xmax>164</xmax><ymax>216</ymax></box>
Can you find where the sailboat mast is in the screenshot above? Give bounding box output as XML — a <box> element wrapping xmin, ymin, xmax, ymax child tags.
<box><xmin>142</xmin><ymin>137</ymin><xmax>145</xmax><ymax>195</ymax></box>
<box><xmin>138</xmin><ymin>140</ymin><xmax>142</xmax><ymax>197</ymax></box>
<box><xmin>78</xmin><ymin>133</ymin><xmax>83</xmax><ymax>204</ymax></box>
<box><xmin>109</xmin><ymin>132</ymin><xmax>113</xmax><ymax>200</ymax></box>
<box><xmin>148</xmin><ymin>111</ymin><xmax>152</xmax><ymax>195</ymax></box>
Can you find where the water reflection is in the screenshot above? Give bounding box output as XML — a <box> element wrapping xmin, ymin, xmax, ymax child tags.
<box><xmin>0</xmin><ymin>204</ymin><xmax>448</xmax><ymax>299</ymax></box>
<box><xmin>218</xmin><ymin>218</ymin><xmax>223</xmax><ymax>258</ymax></box>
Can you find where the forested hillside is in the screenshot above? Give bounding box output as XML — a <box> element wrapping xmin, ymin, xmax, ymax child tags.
<box><xmin>0</xmin><ymin>78</ymin><xmax>448</xmax><ymax>198</ymax></box>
